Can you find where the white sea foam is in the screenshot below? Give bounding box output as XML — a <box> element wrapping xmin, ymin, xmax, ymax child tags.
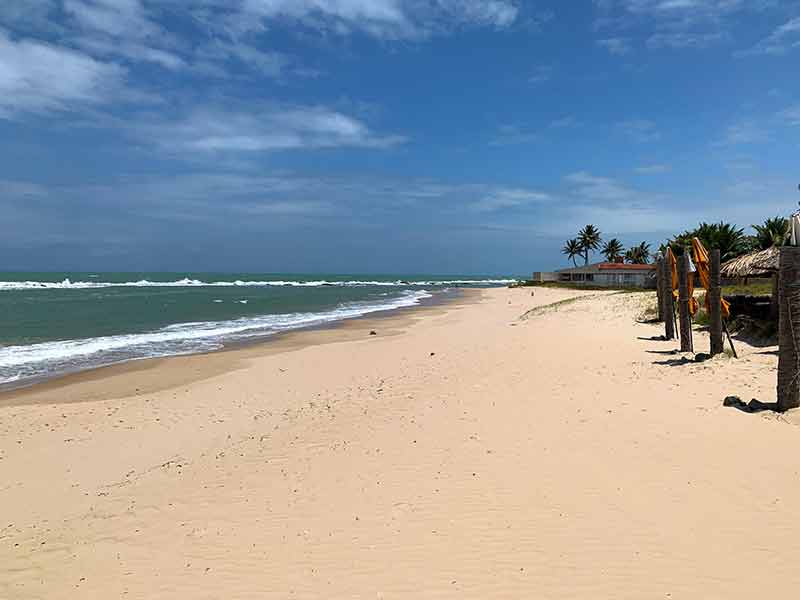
<box><xmin>0</xmin><ymin>290</ymin><xmax>433</xmax><ymax>386</ymax></box>
<box><xmin>0</xmin><ymin>278</ymin><xmax>515</xmax><ymax>291</ymax></box>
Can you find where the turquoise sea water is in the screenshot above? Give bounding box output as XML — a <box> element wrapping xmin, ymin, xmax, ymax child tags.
<box><xmin>0</xmin><ymin>272</ymin><xmax>515</xmax><ymax>387</ymax></box>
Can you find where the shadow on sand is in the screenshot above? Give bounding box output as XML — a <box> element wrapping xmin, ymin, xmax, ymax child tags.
<box><xmin>723</xmin><ymin>396</ymin><xmax>779</xmax><ymax>414</ymax></box>
<box><xmin>652</xmin><ymin>357</ymin><xmax>695</xmax><ymax>367</ymax></box>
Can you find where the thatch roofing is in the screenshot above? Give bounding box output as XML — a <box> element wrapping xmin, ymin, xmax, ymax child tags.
<box><xmin>720</xmin><ymin>246</ymin><xmax>779</xmax><ymax>278</ymax></box>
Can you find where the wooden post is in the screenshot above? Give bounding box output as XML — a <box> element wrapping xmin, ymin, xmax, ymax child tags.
<box><xmin>771</xmin><ymin>273</ymin><xmax>779</xmax><ymax>322</ymax></box>
<box><xmin>662</xmin><ymin>258</ymin><xmax>675</xmax><ymax>340</ymax></box>
<box><xmin>709</xmin><ymin>249</ymin><xmax>724</xmax><ymax>357</ymax></box>
<box><xmin>678</xmin><ymin>254</ymin><xmax>693</xmax><ymax>352</ymax></box>
<box><xmin>777</xmin><ymin>246</ymin><xmax>800</xmax><ymax>411</ymax></box>
<box><xmin>655</xmin><ymin>258</ymin><xmax>664</xmax><ymax>322</ymax></box>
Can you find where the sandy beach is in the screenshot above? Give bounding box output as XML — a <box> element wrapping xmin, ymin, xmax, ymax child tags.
<box><xmin>2</xmin><ymin>286</ymin><xmax>799</xmax><ymax>599</ymax></box>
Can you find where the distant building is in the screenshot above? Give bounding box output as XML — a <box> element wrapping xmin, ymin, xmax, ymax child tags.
<box><xmin>533</xmin><ymin>259</ymin><xmax>656</xmax><ymax>288</ymax></box>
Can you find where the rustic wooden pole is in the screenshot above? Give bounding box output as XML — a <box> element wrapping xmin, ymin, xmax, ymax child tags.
<box><xmin>678</xmin><ymin>254</ymin><xmax>693</xmax><ymax>352</ymax></box>
<box><xmin>771</xmin><ymin>272</ymin><xmax>779</xmax><ymax>322</ymax></box>
<box><xmin>777</xmin><ymin>246</ymin><xmax>800</xmax><ymax>411</ymax></box>
<box><xmin>709</xmin><ymin>249</ymin><xmax>724</xmax><ymax>357</ymax></box>
<box><xmin>655</xmin><ymin>258</ymin><xmax>664</xmax><ymax>321</ymax></box>
<box><xmin>662</xmin><ymin>258</ymin><xmax>675</xmax><ymax>340</ymax></box>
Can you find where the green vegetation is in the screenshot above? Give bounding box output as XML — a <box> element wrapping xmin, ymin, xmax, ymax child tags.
<box><xmin>577</xmin><ymin>224</ymin><xmax>603</xmax><ymax>265</ymax></box>
<box><xmin>661</xmin><ymin>216</ymin><xmax>790</xmax><ymax>263</ymax></box>
<box><xmin>561</xmin><ymin>226</ymin><xmax>653</xmax><ymax>267</ymax></box>
<box><xmin>666</xmin><ymin>221</ymin><xmax>747</xmax><ymax>260</ymax></box>
<box><xmin>625</xmin><ymin>241</ymin><xmax>651</xmax><ymax>265</ymax></box>
<box><xmin>722</xmin><ymin>280</ymin><xmax>773</xmax><ymax>297</ymax></box>
<box><xmin>753</xmin><ymin>216</ymin><xmax>789</xmax><ymax>250</ymax></box>
<box><xmin>519</xmin><ymin>296</ymin><xmax>593</xmax><ymax>320</ymax></box>
<box><xmin>561</xmin><ymin>238</ymin><xmax>583</xmax><ymax>267</ymax></box>
<box><xmin>601</xmin><ymin>238</ymin><xmax>624</xmax><ymax>262</ymax></box>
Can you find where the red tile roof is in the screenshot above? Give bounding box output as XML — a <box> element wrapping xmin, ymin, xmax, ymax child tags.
<box><xmin>596</xmin><ymin>262</ymin><xmax>655</xmax><ymax>271</ymax></box>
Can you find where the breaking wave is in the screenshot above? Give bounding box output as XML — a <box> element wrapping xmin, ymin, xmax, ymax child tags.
<box><xmin>0</xmin><ymin>290</ymin><xmax>432</xmax><ymax>387</ymax></box>
<box><xmin>0</xmin><ymin>277</ymin><xmax>515</xmax><ymax>291</ymax></box>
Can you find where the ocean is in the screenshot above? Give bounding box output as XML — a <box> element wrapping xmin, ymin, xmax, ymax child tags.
<box><xmin>0</xmin><ymin>272</ymin><xmax>515</xmax><ymax>388</ymax></box>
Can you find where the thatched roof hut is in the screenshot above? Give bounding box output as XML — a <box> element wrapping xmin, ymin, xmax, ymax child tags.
<box><xmin>720</xmin><ymin>246</ymin><xmax>780</xmax><ymax>279</ymax></box>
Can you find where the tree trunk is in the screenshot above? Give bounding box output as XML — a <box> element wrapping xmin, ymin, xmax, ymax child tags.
<box><xmin>678</xmin><ymin>254</ymin><xmax>693</xmax><ymax>352</ymax></box>
<box><xmin>661</xmin><ymin>258</ymin><xmax>675</xmax><ymax>340</ymax></box>
<box><xmin>709</xmin><ymin>249</ymin><xmax>724</xmax><ymax>357</ymax></box>
<box><xmin>777</xmin><ymin>247</ymin><xmax>800</xmax><ymax>411</ymax></box>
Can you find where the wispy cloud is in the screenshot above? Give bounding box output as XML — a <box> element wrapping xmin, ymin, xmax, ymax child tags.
<box><xmin>778</xmin><ymin>105</ymin><xmax>800</xmax><ymax>126</ymax></box>
<box><xmin>597</xmin><ymin>37</ymin><xmax>631</xmax><ymax>55</ymax></box>
<box><xmin>529</xmin><ymin>65</ymin><xmax>553</xmax><ymax>84</ymax></box>
<box><xmin>132</xmin><ymin>105</ymin><xmax>407</xmax><ymax>153</ymax></box>
<box><xmin>0</xmin><ymin>30</ymin><xmax>125</xmax><ymax>118</ymax></box>
<box><xmin>594</xmin><ymin>0</ymin><xmax>778</xmax><ymax>53</ymax></box>
<box><xmin>0</xmin><ymin>179</ymin><xmax>49</xmax><ymax>197</ymax></box>
<box><xmin>617</xmin><ymin>119</ymin><xmax>661</xmax><ymax>142</ymax></box>
<box><xmin>226</xmin><ymin>0</ymin><xmax>522</xmax><ymax>38</ymax></box>
<box><xmin>469</xmin><ymin>188</ymin><xmax>551</xmax><ymax>212</ymax></box>
<box><xmin>489</xmin><ymin>124</ymin><xmax>539</xmax><ymax>146</ymax></box>
<box><xmin>565</xmin><ymin>171</ymin><xmax>634</xmax><ymax>202</ymax></box>
<box><xmin>647</xmin><ymin>31</ymin><xmax>727</xmax><ymax>49</ymax></box>
<box><xmin>738</xmin><ymin>16</ymin><xmax>800</xmax><ymax>56</ymax></box>
<box><xmin>635</xmin><ymin>164</ymin><xmax>671</xmax><ymax>174</ymax></box>
<box><xmin>725</xmin><ymin>180</ymin><xmax>768</xmax><ymax>197</ymax></box>
<box><xmin>550</xmin><ymin>116</ymin><xmax>581</xmax><ymax>129</ymax></box>
<box><xmin>715</xmin><ymin>120</ymin><xmax>770</xmax><ymax>145</ymax></box>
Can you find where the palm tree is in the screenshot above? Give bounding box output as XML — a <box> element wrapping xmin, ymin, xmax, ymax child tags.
<box><xmin>668</xmin><ymin>221</ymin><xmax>746</xmax><ymax>261</ymax></box>
<box><xmin>601</xmin><ymin>238</ymin><xmax>625</xmax><ymax>262</ymax></box>
<box><xmin>625</xmin><ymin>241</ymin><xmax>651</xmax><ymax>264</ymax></box>
<box><xmin>562</xmin><ymin>238</ymin><xmax>582</xmax><ymax>267</ymax></box>
<box><xmin>753</xmin><ymin>216</ymin><xmax>789</xmax><ymax>250</ymax></box>
<box><xmin>577</xmin><ymin>224</ymin><xmax>602</xmax><ymax>265</ymax></box>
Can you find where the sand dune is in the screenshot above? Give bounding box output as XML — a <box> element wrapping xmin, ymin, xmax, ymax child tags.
<box><xmin>2</xmin><ymin>287</ymin><xmax>798</xmax><ymax>599</ymax></box>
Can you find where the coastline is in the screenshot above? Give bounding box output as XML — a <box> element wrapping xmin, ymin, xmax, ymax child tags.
<box><xmin>4</xmin><ymin>286</ymin><xmax>800</xmax><ymax>599</ymax></box>
<box><xmin>0</xmin><ymin>287</ymin><xmax>477</xmax><ymax>405</ymax></box>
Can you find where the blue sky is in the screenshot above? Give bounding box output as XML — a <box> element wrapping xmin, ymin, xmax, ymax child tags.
<box><xmin>1</xmin><ymin>0</ymin><xmax>799</xmax><ymax>275</ymax></box>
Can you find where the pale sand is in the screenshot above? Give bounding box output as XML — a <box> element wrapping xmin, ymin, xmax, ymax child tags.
<box><xmin>1</xmin><ymin>287</ymin><xmax>798</xmax><ymax>599</ymax></box>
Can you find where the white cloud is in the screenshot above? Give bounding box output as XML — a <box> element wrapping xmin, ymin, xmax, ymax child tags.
<box><xmin>469</xmin><ymin>188</ymin><xmax>551</xmax><ymax>212</ymax></box>
<box><xmin>716</xmin><ymin>121</ymin><xmax>770</xmax><ymax>145</ymax></box>
<box><xmin>617</xmin><ymin>119</ymin><xmax>661</xmax><ymax>142</ymax></box>
<box><xmin>489</xmin><ymin>124</ymin><xmax>539</xmax><ymax>146</ymax></box>
<box><xmin>725</xmin><ymin>181</ymin><xmax>767</xmax><ymax>196</ymax></box>
<box><xmin>778</xmin><ymin>105</ymin><xmax>800</xmax><ymax>126</ymax></box>
<box><xmin>597</xmin><ymin>37</ymin><xmax>631</xmax><ymax>55</ymax></box>
<box><xmin>594</xmin><ymin>0</ymin><xmax>777</xmax><ymax>53</ymax></box>
<box><xmin>595</xmin><ymin>0</ymin><xmax>767</xmax><ymax>24</ymax></box>
<box><xmin>564</xmin><ymin>171</ymin><xmax>635</xmax><ymax>202</ymax></box>
<box><xmin>635</xmin><ymin>164</ymin><xmax>671</xmax><ymax>174</ymax></box>
<box><xmin>529</xmin><ymin>64</ymin><xmax>553</xmax><ymax>84</ymax></box>
<box><xmin>232</xmin><ymin>0</ymin><xmax>520</xmax><ymax>38</ymax></box>
<box><xmin>61</xmin><ymin>0</ymin><xmax>188</xmax><ymax>69</ymax></box>
<box><xmin>132</xmin><ymin>105</ymin><xmax>406</xmax><ymax>152</ymax></box>
<box><xmin>647</xmin><ymin>31</ymin><xmax>726</xmax><ymax>49</ymax></box>
<box><xmin>550</xmin><ymin>116</ymin><xmax>581</xmax><ymax>128</ymax></box>
<box><xmin>64</xmin><ymin>0</ymin><xmax>159</xmax><ymax>38</ymax></box>
<box><xmin>75</xmin><ymin>36</ymin><xmax>185</xmax><ymax>69</ymax></box>
<box><xmin>0</xmin><ymin>30</ymin><xmax>124</xmax><ymax>118</ymax></box>
<box><xmin>559</xmin><ymin>170</ymin><xmax>689</xmax><ymax>234</ymax></box>
<box><xmin>738</xmin><ymin>17</ymin><xmax>800</xmax><ymax>56</ymax></box>
<box><xmin>0</xmin><ymin>179</ymin><xmax>49</xmax><ymax>197</ymax></box>
<box><xmin>200</xmin><ymin>41</ymin><xmax>289</xmax><ymax>77</ymax></box>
